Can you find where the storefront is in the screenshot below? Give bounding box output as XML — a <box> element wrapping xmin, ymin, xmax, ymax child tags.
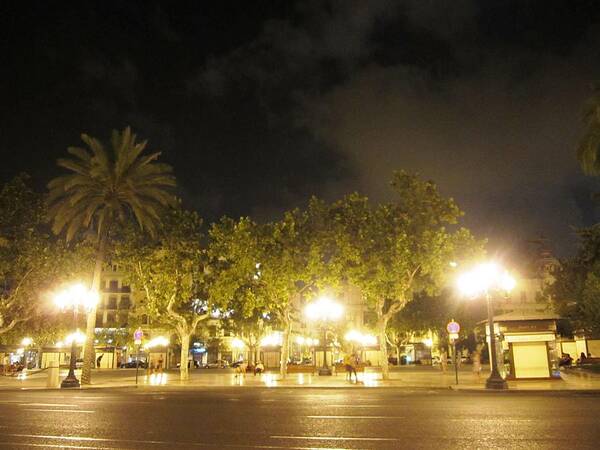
<box><xmin>486</xmin><ymin>313</ymin><xmax>560</xmax><ymax>380</ymax></box>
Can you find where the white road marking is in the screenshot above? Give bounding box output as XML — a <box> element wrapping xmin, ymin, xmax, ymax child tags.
<box><xmin>271</xmin><ymin>435</ymin><xmax>399</xmax><ymax>442</ymax></box>
<box><xmin>328</xmin><ymin>404</ymin><xmax>384</xmax><ymax>408</ymax></box>
<box><xmin>0</xmin><ymin>433</ymin><xmax>354</xmax><ymax>450</ymax></box>
<box><xmin>23</xmin><ymin>408</ymin><xmax>95</xmax><ymax>413</ymax></box>
<box><xmin>306</xmin><ymin>415</ymin><xmax>404</xmax><ymax>419</ymax></box>
<box><xmin>0</xmin><ymin>442</ymin><xmax>110</xmax><ymax>449</ymax></box>
<box><xmin>20</xmin><ymin>403</ymin><xmax>78</xmax><ymax>407</ymax></box>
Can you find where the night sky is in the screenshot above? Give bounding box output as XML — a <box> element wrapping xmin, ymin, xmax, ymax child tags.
<box><xmin>2</xmin><ymin>1</ymin><xmax>600</xmax><ymax>256</ymax></box>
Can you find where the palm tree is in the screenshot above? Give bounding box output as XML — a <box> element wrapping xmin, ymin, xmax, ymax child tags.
<box><xmin>47</xmin><ymin>127</ymin><xmax>176</xmax><ymax>384</ymax></box>
<box><xmin>577</xmin><ymin>83</ymin><xmax>600</xmax><ymax>175</ymax></box>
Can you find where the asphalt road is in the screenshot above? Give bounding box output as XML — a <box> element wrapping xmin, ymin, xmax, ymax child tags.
<box><xmin>0</xmin><ymin>387</ymin><xmax>599</xmax><ymax>449</ymax></box>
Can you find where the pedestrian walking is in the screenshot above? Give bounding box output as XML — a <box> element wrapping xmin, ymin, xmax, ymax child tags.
<box><xmin>472</xmin><ymin>350</ymin><xmax>481</xmax><ymax>379</ymax></box>
<box><xmin>96</xmin><ymin>354</ymin><xmax>103</xmax><ymax>368</ymax></box>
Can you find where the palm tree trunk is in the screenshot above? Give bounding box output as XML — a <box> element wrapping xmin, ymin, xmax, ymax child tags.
<box><xmin>81</xmin><ymin>233</ymin><xmax>107</xmax><ymax>385</ymax></box>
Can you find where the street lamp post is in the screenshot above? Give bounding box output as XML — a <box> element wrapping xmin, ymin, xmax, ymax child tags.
<box><xmin>457</xmin><ymin>262</ymin><xmax>515</xmax><ymax>390</ymax></box>
<box><xmin>304</xmin><ymin>296</ymin><xmax>343</xmax><ymax>376</ymax></box>
<box><xmin>484</xmin><ymin>291</ymin><xmax>505</xmax><ymax>389</ymax></box>
<box><xmin>54</xmin><ymin>283</ymin><xmax>99</xmax><ymax>389</ymax></box>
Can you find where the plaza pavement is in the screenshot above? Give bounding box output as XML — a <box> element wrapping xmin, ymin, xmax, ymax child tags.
<box><xmin>2</xmin><ymin>365</ymin><xmax>599</xmax><ymax>391</ymax></box>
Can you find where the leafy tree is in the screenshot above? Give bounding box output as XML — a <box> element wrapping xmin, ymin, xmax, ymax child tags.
<box><xmin>331</xmin><ymin>171</ymin><xmax>482</xmax><ymax>379</ymax></box>
<box><xmin>47</xmin><ymin>127</ymin><xmax>176</xmax><ymax>384</ymax></box>
<box><xmin>0</xmin><ymin>175</ymin><xmax>86</xmax><ymax>341</ymax></box>
<box><xmin>546</xmin><ymin>226</ymin><xmax>600</xmax><ymax>336</ymax></box>
<box><xmin>117</xmin><ymin>207</ymin><xmax>220</xmax><ymax>380</ymax></box>
<box><xmin>222</xmin><ymin>307</ymin><xmax>275</xmax><ymax>365</ymax></box>
<box><xmin>386</xmin><ymin>290</ymin><xmax>487</xmax><ymax>361</ymax></box>
<box><xmin>210</xmin><ymin>201</ymin><xmax>336</xmax><ymax>377</ymax></box>
<box><xmin>577</xmin><ymin>83</ymin><xmax>600</xmax><ymax>176</ymax></box>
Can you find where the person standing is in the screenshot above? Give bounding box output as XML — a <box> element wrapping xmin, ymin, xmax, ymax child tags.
<box><xmin>348</xmin><ymin>353</ymin><xmax>359</xmax><ymax>383</ymax></box>
<box><xmin>440</xmin><ymin>349</ymin><xmax>448</xmax><ymax>373</ymax></box>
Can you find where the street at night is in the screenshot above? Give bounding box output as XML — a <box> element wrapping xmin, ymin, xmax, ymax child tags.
<box><xmin>4</xmin><ymin>2</ymin><xmax>600</xmax><ymax>449</ymax></box>
<box><xmin>0</xmin><ymin>387</ymin><xmax>599</xmax><ymax>449</ymax></box>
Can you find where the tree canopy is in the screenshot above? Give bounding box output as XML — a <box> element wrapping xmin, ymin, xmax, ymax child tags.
<box><xmin>330</xmin><ymin>171</ymin><xmax>483</xmax><ymax>378</ymax></box>
<box><xmin>546</xmin><ymin>225</ymin><xmax>600</xmax><ymax>336</ymax></box>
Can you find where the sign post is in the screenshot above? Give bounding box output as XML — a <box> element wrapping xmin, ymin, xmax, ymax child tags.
<box><xmin>447</xmin><ymin>320</ymin><xmax>460</xmax><ymax>385</ymax></box>
<box><xmin>134</xmin><ymin>328</ymin><xmax>143</xmax><ymax>386</ymax></box>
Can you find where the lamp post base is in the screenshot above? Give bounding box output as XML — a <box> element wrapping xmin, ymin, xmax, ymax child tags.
<box><xmin>61</xmin><ymin>376</ymin><xmax>80</xmax><ymax>388</ymax></box>
<box><xmin>318</xmin><ymin>367</ymin><xmax>332</xmax><ymax>376</ymax></box>
<box><xmin>485</xmin><ymin>375</ymin><xmax>508</xmax><ymax>390</ymax></box>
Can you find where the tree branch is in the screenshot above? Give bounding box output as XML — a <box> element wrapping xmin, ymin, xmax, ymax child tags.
<box><xmin>4</xmin><ymin>267</ymin><xmax>34</xmax><ymax>310</ymax></box>
<box><xmin>0</xmin><ymin>315</ymin><xmax>30</xmax><ymax>335</ymax></box>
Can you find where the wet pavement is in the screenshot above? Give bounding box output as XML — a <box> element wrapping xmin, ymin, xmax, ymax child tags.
<box><xmin>0</xmin><ymin>386</ymin><xmax>599</xmax><ymax>449</ymax></box>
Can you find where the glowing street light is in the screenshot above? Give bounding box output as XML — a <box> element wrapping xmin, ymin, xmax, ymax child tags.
<box><xmin>344</xmin><ymin>330</ymin><xmax>377</xmax><ymax>347</ymax></box>
<box><xmin>304</xmin><ymin>296</ymin><xmax>344</xmax><ymax>375</ymax></box>
<box><xmin>144</xmin><ymin>336</ymin><xmax>169</xmax><ymax>349</ymax></box>
<box><xmin>231</xmin><ymin>338</ymin><xmax>245</xmax><ymax>349</ymax></box>
<box><xmin>457</xmin><ymin>262</ymin><xmax>515</xmax><ymax>390</ymax></box>
<box><xmin>53</xmin><ymin>283</ymin><xmax>99</xmax><ymax>388</ymax></box>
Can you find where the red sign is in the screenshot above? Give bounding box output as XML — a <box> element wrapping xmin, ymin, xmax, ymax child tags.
<box><xmin>134</xmin><ymin>328</ymin><xmax>143</xmax><ymax>345</ymax></box>
<box><xmin>447</xmin><ymin>321</ymin><xmax>460</xmax><ymax>334</ymax></box>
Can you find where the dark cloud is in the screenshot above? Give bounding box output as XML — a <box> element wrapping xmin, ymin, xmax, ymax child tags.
<box><xmin>1</xmin><ymin>1</ymin><xmax>600</xmax><ymax>256</ymax></box>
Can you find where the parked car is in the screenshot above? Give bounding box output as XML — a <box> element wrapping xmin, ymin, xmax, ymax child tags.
<box><xmin>121</xmin><ymin>360</ymin><xmax>148</xmax><ymax>369</ymax></box>
<box><xmin>206</xmin><ymin>360</ymin><xmax>229</xmax><ymax>369</ymax></box>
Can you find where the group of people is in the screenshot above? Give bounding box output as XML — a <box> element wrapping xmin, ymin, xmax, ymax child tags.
<box><xmin>234</xmin><ymin>361</ymin><xmax>265</xmax><ymax>377</ymax></box>
<box><xmin>558</xmin><ymin>352</ymin><xmax>593</xmax><ymax>367</ymax></box>
<box><xmin>148</xmin><ymin>356</ymin><xmax>164</xmax><ymax>374</ymax></box>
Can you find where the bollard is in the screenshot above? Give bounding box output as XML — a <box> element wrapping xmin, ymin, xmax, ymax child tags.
<box><xmin>46</xmin><ymin>362</ymin><xmax>60</xmax><ymax>388</ymax></box>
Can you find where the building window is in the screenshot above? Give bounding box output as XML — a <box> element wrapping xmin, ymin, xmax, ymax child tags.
<box><xmin>106</xmin><ymin>312</ymin><xmax>116</xmax><ymax>326</ymax></box>
<box><xmin>121</xmin><ymin>284</ymin><xmax>131</xmax><ymax>293</ymax></box>
<box><xmin>520</xmin><ymin>291</ymin><xmax>527</xmax><ymax>303</ymax></box>
<box><xmin>108</xmin><ymin>296</ymin><xmax>117</xmax><ymax>309</ymax></box>
<box><xmin>95</xmin><ymin>313</ymin><xmax>104</xmax><ymax>327</ymax></box>
<box><xmin>109</xmin><ymin>280</ymin><xmax>119</xmax><ymax>291</ymax></box>
<box><xmin>118</xmin><ymin>313</ymin><xmax>128</xmax><ymax>327</ymax></box>
<box><xmin>119</xmin><ymin>296</ymin><xmax>131</xmax><ymax>309</ymax></box>
<box><xmin>141</xmin><ymin>314</ymin><xmax>149</xmax><ymax>325</ymax></box>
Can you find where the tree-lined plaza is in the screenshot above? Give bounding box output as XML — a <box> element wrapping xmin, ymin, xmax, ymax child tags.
<box><xmin>2</xmin><ymin>105</ymin><xmax>600</xmax><ymax>387</ymax></box>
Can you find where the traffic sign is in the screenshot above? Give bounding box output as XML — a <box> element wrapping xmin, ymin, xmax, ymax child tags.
<box><xmin>134</xmin><ymin>328</ymin><xmax>143</xmax><ymax>345</ymax></box>
<box><xmin>446</xmin><ymin>320</ymin><xmax>460</xmax><ymax>334</ymax></box>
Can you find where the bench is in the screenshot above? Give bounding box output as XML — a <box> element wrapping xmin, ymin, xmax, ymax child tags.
<box><xmin>579</xmin><ymin>357</ymin><xmax>600</xmax><ymax>366</ymax></box>
<box><xmin>286</xmin><ymin>365</ymin><xmax>316</xmax><ymax>374</ymax></box>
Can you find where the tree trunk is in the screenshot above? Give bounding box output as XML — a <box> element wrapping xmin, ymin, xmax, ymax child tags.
<box><xmin>279</xmin><ymin>319</ymin><xmax>291</xmax><ymax>378</ymax></box>
<box><xmin>179</xmin><ymin>332</ymin><xmax>190</xmax><ymax>381</ymax></box>
<box><xmin>81</xmin><ymin>233</ymin><xmax>107</xmax><ymax>385</ymax></box>
<box><xmin>249</xmin><ymin>345</ymin><xmax>256</xmax><ymax>365</ymax></box>
<box><xmin>378</xmin><ymin>318</ymin><xmax>390</xmax><ymax>380</ymax></box>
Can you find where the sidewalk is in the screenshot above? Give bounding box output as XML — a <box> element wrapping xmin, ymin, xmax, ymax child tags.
<box><xmin>2</xmin><ymin>366</ymin><xmax>600</xmax><ymax>391</ymax></box>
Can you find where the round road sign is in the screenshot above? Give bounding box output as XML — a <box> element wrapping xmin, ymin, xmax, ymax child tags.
<box><xmin>446</xmin><ymin>320</ymin><xmax>460</xmax><ymax>334</ymax></box>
